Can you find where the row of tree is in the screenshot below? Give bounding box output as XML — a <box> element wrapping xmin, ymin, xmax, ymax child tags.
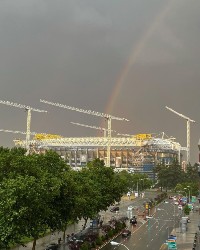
<box><xmin>153</xmin><ymin>160</ymin><xmax>200</xmax><ymax>196</ymax></box>
<box><xmin>0</xmin><ymin>147</ymin><xmax>150</xmax><ymax>250</ymax></box>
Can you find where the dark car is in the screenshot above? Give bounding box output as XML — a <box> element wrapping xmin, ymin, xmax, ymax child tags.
<box><xmin>45</xmin><ymin>243</ymin><xmax>59</xmax><ymax>250</ymax></box>
<box><xmin>110</xmin><ymin>206</ymin><xmax>119</xmax><ymax>212</ymax></box>
<box><xmin>121</xmin><ymin>229</ymin><xmax>131</xmax><ymax>237</ymax></box>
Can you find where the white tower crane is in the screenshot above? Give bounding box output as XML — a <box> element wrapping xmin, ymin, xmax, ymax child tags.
<box><xmin>40</xmin><ymin>99</ymin><xmax>129</xmax><ymax>167</ymax></box>
<box><xmin>0</xmin><ymin>128</ymin><xmax>39</xmax><ymax>136</ymax></box>
<box><xmin>70</xmin><ymin>122</ymin><xmax>116</xmax><ymax>137</ymax></box>
<box><xmin>0</xmin><ymin>100</ymin><xmax>47</xmax><ymax>154</ymax></box>
<box><xmin>166</xmin><ymin>106</ymin><xmax>195</xmax><ymax>163</ymax></box>
<box><xmin>117</xmin><ymin>133</ymin><xmax>133</xmax><ymax>137</ymax></box>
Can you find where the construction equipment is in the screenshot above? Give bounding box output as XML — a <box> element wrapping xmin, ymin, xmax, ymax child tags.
<box><xmin>40</xmin><ymin>99</ymin><xmax>129</xmax><ymax>167</ymax></box>
<box><xmin>0</xmin><ymin>128</ymin><xmax>41</xmax><ymax>136</ymax></box>
<box><xmin>0</xmin><ymin>100</ymin><xmax>47</xmax><ymax>154</ymax></box>
<box><xmin>70</xmin><ymin>122</ymin><xmax>116</xmax><ymax>137</ymax></box>
<box><xmin>33</xmin><ymin>134</ymin><xmax>62</xmax><ymax>140</ymax></box>
<box><xmin>117</xmin><ymin>133</ymin><xmax>132</xmax><ymax>137</ymax></box>
<box><xmin>166</xmin><ymin>106</ymin><xmax>195</xmax><ymax>163</ymax></box>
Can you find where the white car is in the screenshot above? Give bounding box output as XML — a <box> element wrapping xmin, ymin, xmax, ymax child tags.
<box><xmin>174</xmin><ymin>201</ymin><xmax>179</xmax><ymax>205</ymax></box>
<box><xmin>178</xmin><ymin>205</ymin><xmax>182</xmax><ymax>210</ymax></box>
<box><xmin>128</xmin><ymin>206</ymin><xmax>133</xmax><ymax>211</ymax></box>
<box><xmin>146</xmin><ymin>215</ymin><xmax>153</xmax><ymax>219</ymax></box>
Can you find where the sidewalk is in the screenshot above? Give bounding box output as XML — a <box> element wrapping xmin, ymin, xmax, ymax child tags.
<box><xmin>171</xmin><ymin>204</ymin><xmax>200</xmax><ymax>250</ymax></box>
<box><xmin>11</xmin><ymin>193</ymin><xmax>157</xmax><ymax>250</ymax></box>
<box><xmin>11</xmin><ymin>219</ymin><xmax>89</xmax><ymax>250</ymax></box>
<box><xmin>11</xmin><ymin>195</ymin><xmax>134</xmax><ymax>250</ymax></box>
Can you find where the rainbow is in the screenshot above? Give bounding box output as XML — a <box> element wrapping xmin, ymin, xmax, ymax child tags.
<box><xmin>104</xmin><ymin>0</ymin><xmax>174</xmax><ymax>116</ymax></box>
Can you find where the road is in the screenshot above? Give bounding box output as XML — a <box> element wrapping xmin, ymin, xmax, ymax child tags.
<box><xmin>101</xmin><ymin>191</ymin><xmax>158</xmax><ymax>221</ymax></box>
<box><xmin>101</xmin><ymin>198</ymin><xmax>181</xmax><ymax>250</ymax></box>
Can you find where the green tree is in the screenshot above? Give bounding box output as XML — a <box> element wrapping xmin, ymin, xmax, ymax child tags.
<box><xmin>87</xmin><ymin>159</ymin><xmax>126</xmax><ymax>210</ymax></box>
<box><xmin>185</xmin><ymin>163</ymin><xmax>199</xmax><ymax>183</ymax></box>
<box><xmin>183</xmin><ymin>204</ymin><xmax>191</xmax><ymax>215</ymax></box>
<box><xmin>48</xmin><ymin>169</ymin><xmax>79</xmax><ymax>241</ymax></box>
<box><xmin>0</xmin><ymin>149</ymin><xmax>67</xmax><ymax>250</ymax></box>
<box><xmin>73</xmin><ymin>167</ymin><xmax>100</xmax><ymax>229</ymax></box>
<box><xmin>154</xmin><ymin>160</ymin><xmax>184</xmax><ymax>191</ymax></box>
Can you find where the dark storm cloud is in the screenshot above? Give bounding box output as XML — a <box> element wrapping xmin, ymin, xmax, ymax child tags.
<box><xmin>0</xmin><ymin>0</ymin><xmax>200</xmax><ymax>163</ymax></box>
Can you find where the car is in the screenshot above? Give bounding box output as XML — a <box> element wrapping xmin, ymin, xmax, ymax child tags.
<box><xmin>168</xmin><ymin>234</ymin><xmax>177</xmax><ymax>240</ymax></box>
<box><xmin>110</xmin><ymin>206</ymin><xmax>119</xmax><ymax>212</ymax></box>
<box><xmin>174</xmin><ymin>201</ymin><xmax>179</xmax><ymax>205</ymax></box>
<box><xmin>146</xmin><ymin>215</ymin><xmax>153</xmax><ymax>219</ymax></box>
<box><xmin>121</xmin><ymin>229</ymin><xmax>131</xmax><ymax>237</ymax></box>
<box><xmin>178</xmin><ymin>205</ymin><xmax>182</xmax><ymax>210</ymax></box>
<box><xmin>45</xmin><ymin>243</ymin><xmax>59</xmax><ymax>250</ymax></box>
<box><xmin>128</xmin><ymin>205</ymin><xmax>133</xmax><ymax>210</ymax></box>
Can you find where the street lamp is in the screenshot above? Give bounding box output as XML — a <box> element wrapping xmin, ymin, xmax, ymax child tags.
<box><xmin>184</xmin><ymin>188</ymin><xmax>188</xmax><ymax>202</ymax></box>
<box><xmin>140</xmin><ymin>178</ymin><xmax>144</xmax><ymax>191</ymax></box>
<box><xmin>136</xmin><ymin>178</ymin><xmax>144</xmax><ymax>197</ymax></box>
<box><xmin>187</xmin><ymin>186</ymin><xmax>191</xmax><ymax>203</ymax></box>
<box><xmin>110</xmin><ymin>241</ymin><xmax>130</xmax><ymax>250</ymax></box>
<box><xmin>182</xmin><ymin>190</ymin><xmax>187</xmax><ymax>197</ymax></box>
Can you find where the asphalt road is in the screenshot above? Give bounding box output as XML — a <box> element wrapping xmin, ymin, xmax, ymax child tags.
<box><xmin>101</xmin><ymin>198</ymin><xmax>181</xmax><ymax>250</ymax></box>
<box><xmin>100</xmin><ymin>191</ymin><xmax>158</xmax><ymax>221</ymax></box>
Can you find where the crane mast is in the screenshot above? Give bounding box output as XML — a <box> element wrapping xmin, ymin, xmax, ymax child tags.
<box><xmin>0</xmin><ymin>100</ymin><xmax>47</xmax><ymax>154</ymax></box>
<box><xmin>40</xmin><ymin>99</ymin><xmax>129</xmax><ymax>167</ymax></box>
<box><xmin>166</xmin><ymin>106</ymin><xmax>195</xmax><ymax>163</ymax></box>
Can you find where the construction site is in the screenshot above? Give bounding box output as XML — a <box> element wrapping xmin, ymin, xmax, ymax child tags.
<box><xmin>13</xmin><ymin>132</ymin><xmax>182</xmax><ymax>180</ymax></box>
<box><xmin>0</xmin><ymin>99</ymin><xmax>192</xmax><ymax>180</ymax></box>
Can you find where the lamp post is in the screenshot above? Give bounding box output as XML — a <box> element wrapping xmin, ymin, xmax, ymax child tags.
<box><xmin>140</xmin><ymin>178</ymin><xmax>144</xmax><ymax>191</ymax></box>
<box><xmin>182</xmin><ymin>190</ymin><xmax>187</xmax><ymax>197</ymax></box>
<box><xmin>137</xmin><ymin>180</ymin><xmax>139</xmax><ymax>197</ymax></box>
<box><xmin>187</xmin><ymin>186</ymin><xmax>191</xmax><ymax>203</ymax></box>
<box><xmin>184</xmin><ymin>188</ymin><xmax>188</xmax><ymax>202</ymax></box>
<box><xmin>136</xmin><ymin>178</ymin><xmax>143</xmax><ymax>197</ymax></box>
<box><xmin>110</xmin><ymin>241</ymin><xmax>130</xmax><ymax>250</ymax></box>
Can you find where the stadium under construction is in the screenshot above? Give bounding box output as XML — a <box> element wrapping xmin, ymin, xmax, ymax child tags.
<box><xmin>0</xmin><ymin>99</ymin><xmax>189</xmax><ymax>180</ymax></box>
<box><xmin>13</xmin><ymin>133</ymin><xmax>185</xmax><ymax>179</ymax></box>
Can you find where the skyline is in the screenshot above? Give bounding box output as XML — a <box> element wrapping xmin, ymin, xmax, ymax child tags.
<box><xmin>0</xmin><ymin>0</ymin><xmax>200</xmax><ymax>163</ymax></box>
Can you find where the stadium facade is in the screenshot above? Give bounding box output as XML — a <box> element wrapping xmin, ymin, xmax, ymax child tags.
<box><xmin>14</xmin><ymin>133</ymin><xmax>182</xmax><ymax>180</ymax></box>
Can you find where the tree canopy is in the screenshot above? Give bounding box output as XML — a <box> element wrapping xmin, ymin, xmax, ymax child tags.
<box><xmin>0</xmin><ymin>148</ymin><xmax>144</xmax><ymax>249</ymax></box>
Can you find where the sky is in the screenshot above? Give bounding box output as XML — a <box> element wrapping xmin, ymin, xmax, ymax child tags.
<box><xmin>0</xmin><ymin>0</ymin><xmax>200</xmax><ymax>164</ymax></box>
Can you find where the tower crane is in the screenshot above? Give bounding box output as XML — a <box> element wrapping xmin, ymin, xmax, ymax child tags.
<box><xmin>0</xmin><ymin>100</ymin><xmax>47</xmax><ymax>154</ymax></box>
<box><xmin>40</xmin><ymin>99</ymin><xmax>129</xmax><ymax>167</ymax></box>
<box><xmin>70</xmin><ymin>122</ymin><xmax>116</xmax><ymax>137</ymax></box>
<box><xmin>0</xmin><ymin>128</ymin><xmax>40</xmax><ymax>136</ymax></box>
<box><xmin>117</xmin><ymin>133</ymin><xmax>132</xmax><ymax>137</ymax></box>
<box><xmin>166</xmin><ymin>106</ymin><xmax>195</xmax><ymax>163</ymax></box>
